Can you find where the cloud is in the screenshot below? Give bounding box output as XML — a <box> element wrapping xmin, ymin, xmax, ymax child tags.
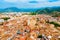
<box><xmin>49</xmin><ymin>1</ymin><xmax>60</xmax><ymax>6</ymax></box>
<box><xmin>3</xmin><ymin>0</ymin><xmax>60</xmax><ymax>3</ymax></box>
<box><xmin>4</xmin><ymin>0</ymin><xmax>18</xmax><ymax>2</ymax></box>
<box><xmin>4</xmin><ymin>0</ymin><xmax>29</xmax><ymax>3</ymax></box>
<box><xmin>4</xmin><ymin>0</ymin><xmax>48</xmax><ymax>3</ymax></box>
<box><xmin>0</xmin><ymin>0</ymin><xmax>60</xmax><ymax>8</ymax></box>
<box><xmin>20</xmin><ymin>1</ymin><xmax>60</xmax><ymax>8</ymax></box>
<box><xmin>48</xmin><ymin>0</ymin><xmax>59</xmax><ymax>2</ymax></box>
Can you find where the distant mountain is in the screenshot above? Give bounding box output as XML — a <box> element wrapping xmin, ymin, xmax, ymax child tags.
<box><xmin>0</xmin><ymin>7</ymin><xmax>38</xmax><ymax>12</ymax></box>
<box><xmin>0</xmin><ymin>6</ymin><xmax>60</xmax><ymax>13</ymax></box>
<box><xmin>34</xmin><ymin>6</ymin><xmax>60</xmax><ymax>17</ymax></box>
<box><xmin>36</xmin><ymin>6</ymin><xmax>60</xmax><ymax>14</ymax></box>
<box><xmin>3</xmin><ymin>7</ymin><xmax>20</xmax><ymax>12</ymax></box>
<box><xmin>0</xmin><ymin>7</ymin><xmax>20</xmax><ymax>12</ymax></box>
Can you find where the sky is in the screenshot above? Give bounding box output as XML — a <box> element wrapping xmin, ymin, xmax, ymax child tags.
<box><xmin>0</xmin><ymin>0</ymin><xmax>60</xmax><ymax>9</ymax></box>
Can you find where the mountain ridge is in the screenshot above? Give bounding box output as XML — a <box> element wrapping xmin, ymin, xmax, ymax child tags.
<box><xmin>0</xmin><ymin>6</ymin><xmax>60</xmax><ymax>12</ymax></box>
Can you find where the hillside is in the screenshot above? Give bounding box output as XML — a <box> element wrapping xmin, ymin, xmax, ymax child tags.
<box><xmin>0</xmin><ymin>7</ymin><xmax>60</xmax><ymax>17</ymax></box>
<box><xmin>35</xmin><ymin>6</ymin><xmax>60</xmax><ymax>17</ymax></box>
<box><xmin>0</xmin><ymin>7</ymin><xmax>38</xmax><ymax>12</ymax></box>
